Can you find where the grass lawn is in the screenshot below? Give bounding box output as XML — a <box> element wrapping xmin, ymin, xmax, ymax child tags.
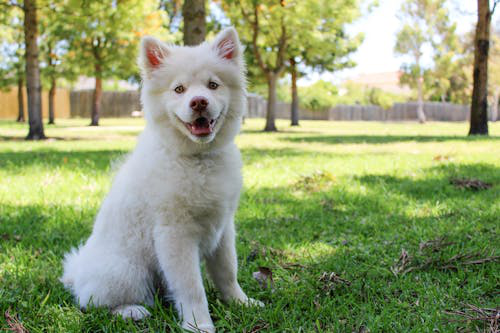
<box><xmin>0</xmin><ymin>118</ymin><xmax>499</xmax><ymax>332</ymax></box>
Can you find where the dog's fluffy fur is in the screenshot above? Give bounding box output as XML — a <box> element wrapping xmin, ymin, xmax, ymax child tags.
<box><xmin>61</xmin><ymin>28</ymin><xmax>260</xmax><ymax>332</ymax></box>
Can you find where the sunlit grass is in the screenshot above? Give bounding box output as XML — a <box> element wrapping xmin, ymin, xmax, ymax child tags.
<box><xmin>1</xmin><ymin>118</ymin><xmax>499</xmax><ymax>332</ymax></box>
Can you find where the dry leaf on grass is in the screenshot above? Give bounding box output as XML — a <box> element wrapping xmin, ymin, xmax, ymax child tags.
<box><xmin>243</xmin><ymin>322</ymin><xmax>270</xmax><ymax>333</ymax></box>
<box><xmin>5</xmin><ymin>309</ymin><xmax>29</xmax><ymax>333</ymax></box>
<box><xmin>391</xmin><ymin>249</ymin><xmax>411</xmax><ymax>276</ymax></box>
<box><xmin>450</xmin><ymin>178</ymin><xmax>492</xmax><ymax>191</ymax></box>
<box><xmin>353</xmin><ymin>325</ymin><xmax>370</xmax><ymax>333</ymax></box>
<box><xmin>444</xmin><ymin>303</ymin><xmax>499</xmax><ymax>333</ymax></box>
<box><xmin>1</xmin><ymin>234</ymin><xmax>22</xmax><ymax>242</ymax></box>
<box><xmin>318</xmin><ymin>272</ymin><xmax>351</xmax><ymax>294</ymax></box>
<box><xmin>280</xmin><ymin>262</ymin><xmax>306</xmax><ymax>270</ymax></box>
<box><xmin>433</xmin><ymin>155</ymin><xmax>452</xmax><ymax>161</ymax></box>
<box><xmin>419</xmin><ymin>236</ymin><xmax>454</xmax><ymax>252</ymax></box>
<box><xmin>391</xmin><ymin>245</ymin><xmax>499</xmax><ymax>275</ymax></box>
<box><xmin>252</xmin><ymin>267</ymin><xmax>273</xmax><ymax>289</ymax></box>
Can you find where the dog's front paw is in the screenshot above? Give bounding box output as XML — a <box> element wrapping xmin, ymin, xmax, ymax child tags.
<box><xmin>245</xmin><ymin>297</ymin><xmax>264</xmax><ymax>307</ymax></box>
<box><xmin>230</xmin><ymin>294</ymin><xmax>264</xmax><ymax>307</ymax></box>
<box><xmin>183</xmin><ymin>321</ymin><xmax>215</xmax><ymax>333</ymax></box>
<box><xmin>112</xmin><ymin>304</ymin><xmax>151</xmax><ymax>321</ymax></box>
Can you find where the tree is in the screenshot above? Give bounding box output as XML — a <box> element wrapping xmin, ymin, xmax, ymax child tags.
<box><xmin>489</xmin><ymin>28</ymin><xmax>500</xmax><ymax>122</ymax></box>
<box><xmin>469</xmin><ymin>0</ymin><xmax>497</xmax><ymax>135</ymax></box>
<box><xmin>159</xmin><ymin>0</ymin><xmax>182</xmax><ymax>33</ymax></box>
<box><xmin>1</xmin><ymin>0</ymin><xmax>46</xmax><ymax>138</ymax></box>
<box><xmin>223</xmin><ymin>0</ymin><xmax>361</xmax><ymax>131</ymax></box>
<box><xmin>183</xmin><ymin>0</ymin><xmax>206</xmax><ymax>45</ymax></box>
<box><xmin>395</xmin><ymin>0</ymin><xmax>449</xmax><ymax>123</ymax></box>
<box><xmin>23</xmin><ymin>0</ymin><xmax>45</xmax><ymax>139</ymax></box>
<box><xmin>426</xmin><ymin>9</ymin><xmax>470</xmax><ymax>104</ymax></box>
<box><xmin>285</xmin><ymin>0</ymin><xmax>361</xmax><ymax>126</ymax></box>
<box><xmin>39</xmin><ymin>2</ymin><xmax>77</xmax><ymax>125</ymax></box>
<box><xmin>0</xmin><ymin>6</ymin><xmax>26</xmax><ymax>122</ymax></box>
<box><xmin>64</xmin><ymin>0</ymin><xmax>160</xmax><ymax>126</ymax></box>
<box><xmin>221</xmin><ymin>1</ymin><xmax>299</xmax><ymax>131</ymax></box>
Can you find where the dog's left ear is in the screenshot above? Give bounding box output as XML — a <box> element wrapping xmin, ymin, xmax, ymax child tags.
<box><xmin>213</xmin><ymin>27</ymin><xmax>241</xmax><ymax>61</ymax></box>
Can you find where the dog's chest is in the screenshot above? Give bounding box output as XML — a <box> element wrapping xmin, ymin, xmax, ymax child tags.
<box><xmin>151</xmin><ymin>151</ymin><xmax>242</xmax><ymax>224</ymax></box>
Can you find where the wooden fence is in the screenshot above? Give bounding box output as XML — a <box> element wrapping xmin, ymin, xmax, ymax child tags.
<box><xmin>70</xmin><ymin>90</ymin><xmax>141</xmax><ymax>118</ymax></box>
<box><xmin>246</xmin><ymin>95</ymin><xmax>473</xmax><ymax>122</ymax></box>
<box><xmin>67</xmin><ymin>90</ymin><xmax>487</xmax><ymax>122</ymax></box>
<box><xmin>0</xmin><ymin>87</ymin><xmax>70</xmax><ymax>119</ymax></box>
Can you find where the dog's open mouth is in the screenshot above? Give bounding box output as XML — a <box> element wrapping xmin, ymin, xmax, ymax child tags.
<box><xmin>185</xmin><ymin>117</ymin><xmax>217</xmax><ymax>137</ymax></box>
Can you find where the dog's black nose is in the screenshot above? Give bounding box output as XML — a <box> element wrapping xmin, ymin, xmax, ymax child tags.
<box><xmin>190</xmin><ymin>96</ymin><xmax>209</xmax><ymax>112</ymax></box>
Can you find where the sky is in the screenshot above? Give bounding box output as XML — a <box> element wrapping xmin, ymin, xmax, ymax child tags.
<box><xmin>299</xmin><ymin>0</ymin><xmax>483</xmax><ymax>85</ymax></box>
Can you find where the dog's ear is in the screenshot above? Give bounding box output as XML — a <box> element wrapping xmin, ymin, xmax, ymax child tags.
<box><xmin>139</xmin><ymin>36</ymin><xmax>169</xmax><ymax>76</ymax></box>
<box><xmin>213</xmin><ymin>27</ymin><xmax>241</xmax><ymax>62</ymax></box>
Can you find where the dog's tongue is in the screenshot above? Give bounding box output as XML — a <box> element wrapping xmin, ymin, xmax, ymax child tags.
<box><xmin>189</xmin><ymin>117</ymin><xmax>213</xmax><ymax>136</ymax></box>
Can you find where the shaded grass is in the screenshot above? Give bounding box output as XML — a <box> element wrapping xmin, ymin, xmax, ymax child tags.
<box><xmin>1</xmin><ymin>119</ymin><xmax>499</xmax><ymax>332</ymax></box>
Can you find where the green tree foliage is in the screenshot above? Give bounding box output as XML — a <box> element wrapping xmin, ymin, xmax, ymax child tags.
<box><xmin>394</xmin><ymin>0</ymin><xmax>450</xmax><ymax>123</ymax></box>
<box><xmin>425</xmin><ymin>5</ymin><xmax>471</xmax><ymax>105</ymax></box>
<box><xmin>336</xmin><ymin>82</ymin><xmax>407</xmax><ymax>110</ymax></box>
<box><xmin>298</xmin><ymin>80</ymin><xmax>338</xmax><ymax>111</ymax></box>
<box><xmin>222</xmin><ymin>0</ymin><xmax>360</xmax><ymax>131</ymax></box>
<box><xmin>38</xmin><ymin>1</ymin><xmax>79</xmax><ymax>124</ymax></box>
<box><xmin>286</xmin><ymin>0</ymin><xmax>362</xmax><ymax>125</ymax></box>
<box><xmin>222</xmin><ymin>0</ymin><xmax>289</xmax><ymax>131</ymax></box>
<box><xmin>61</xmin><ymin>0</ymin><xmax>164</xmax><ymax>125</ymax></box>
<box><xmin>0</xmin><ymin>6</ymin><xmax>26</xmax><ymax>121</ymax></box>
<box><xmin>395</xmin><ymin>0</ymin><xmax>477</xmax><ymax>111</ymax></box>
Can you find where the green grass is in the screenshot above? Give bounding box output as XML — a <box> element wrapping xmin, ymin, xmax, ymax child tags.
<box><xmin>1</xmin><ymin>118</ymin><xmax>499</xmax><ymax>332</ymax></box>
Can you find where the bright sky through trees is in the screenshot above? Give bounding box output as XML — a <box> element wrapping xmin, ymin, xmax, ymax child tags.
<box><xmin>300</xmin><ymin>0</ymin><xmax>482</xmax><ymax>85</ymax></box>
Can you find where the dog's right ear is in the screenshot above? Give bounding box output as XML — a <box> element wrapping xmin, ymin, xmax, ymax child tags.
<box><xmin>139</xmin><ymin>36</ymin><xmax>169</xmax><ymax>76</ymax></box>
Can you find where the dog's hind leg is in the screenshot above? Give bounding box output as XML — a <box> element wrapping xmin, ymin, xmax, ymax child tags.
<box><xmin>63</xmin><ymin>247</ymin><xmax>155</xmax><ymax>319</ymax></box>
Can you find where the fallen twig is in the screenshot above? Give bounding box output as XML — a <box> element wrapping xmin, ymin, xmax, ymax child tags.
<box><xmin>318</xmin><ymin>272</ymin><xmax>351</xmax><ymax>295</ymax></box>
<box><xmin>450</xmin><ymin>178</ymin><xmax>492</xmax><ymax>191</ymax></box>
<box><xmin>4</xmin><ymin>309</ymin><xmax>29</xmax><ymax>333</ymax></box>
<box><xmin>444</xmin><ymin>303</ymin><xmax>499</xmax><ymax>332</ymax></box>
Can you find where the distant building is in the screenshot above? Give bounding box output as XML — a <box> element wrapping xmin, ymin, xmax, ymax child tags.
<box><xmin>346</xmin><ymin>71</ymin><xmax>411</xmax><ymax>95</ymax></box>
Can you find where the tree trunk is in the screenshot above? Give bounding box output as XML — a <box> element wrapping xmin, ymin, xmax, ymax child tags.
<box><xmin>290</xmin><ymin>58</ymin><xmax>299</xmax><ymax>126</ymax></box>
<box><xmin>90</xmin><ymin>71</ymin><xmax>102</xmax><ymax>126</ymax></box>
<box><xmin>17</xmin><ymin>77</ymin><xmax>25</xmax><ymax>122</ymax></box>
<box><xmin>416</xmin><ymin>76</ymin><xmax>426</xmax><ymax>123</ymax></box>
<box><xmin>264</xmin><ymin>72</ymin><xmax>278</xmax><ymax>132</ymax></box>
<box><xmin>414</xmin><ymin>53</ymin><xmax>426</xmax><ymax>124</ymax></box>
<box><xmin>48</xmin><ymin>77</ymin><xmax>56</xmax><ymax>124</ymax></box>
<box><xmin>491</xmin><ymin>87</ymin><xmax>499</xmax><ymax>122</ymax></box>
<box><xmin>23</xmin><ymin>0</ymin><xmax>45</xmax><ymax>140</ymax></box>
<box><xmin>182</xmin><ymin>0</ymin><xmax>206</xmax><ymax>46</ymax></box>
<box><xmin>469</xmin><ymin>0</ymin><xmax>491</xmax><ymax>135</ymax></box>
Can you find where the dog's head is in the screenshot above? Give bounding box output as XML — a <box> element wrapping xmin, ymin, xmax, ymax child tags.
<box><xmin>139</xmin><ymin>28</ymin><xmax>246</xmax><ymax>152</ymax></box>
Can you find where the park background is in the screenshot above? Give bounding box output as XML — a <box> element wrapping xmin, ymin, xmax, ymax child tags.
<box><xmin>1</xmin><ymin>0</ymin><xmax>499</xmax><ymax>332</ymax></box>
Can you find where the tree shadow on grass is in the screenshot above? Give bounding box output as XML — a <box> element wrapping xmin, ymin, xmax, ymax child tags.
<box><xmin>355</xmin><ymin>163</ymin><xmax>499</xmax><ymax>201</ymax></box>
<box><xmin>237</xmin><ymin>162</ymin><xmax>498</xmax><ymax>251</ymax></box>
<box><xmin>281</xmin><ymin>134</ymin><xmax>500</xmax><ymax>145</ymax></box>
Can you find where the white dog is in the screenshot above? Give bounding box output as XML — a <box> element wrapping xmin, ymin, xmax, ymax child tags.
<box><xmin>61</xmin><ymin>27</ymin><xmax>261</xmax><ymax>333</ymax></box>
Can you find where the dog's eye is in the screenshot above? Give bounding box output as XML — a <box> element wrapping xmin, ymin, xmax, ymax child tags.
<box><xmin>208</xmin><ymin>81</ymin><xmax>219</xmax><ymax>90</ymax></box>
<box><xmin>174</xmin><ymin>85</ymin><xmax>185</xmax><ymax>94</ymax></box>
